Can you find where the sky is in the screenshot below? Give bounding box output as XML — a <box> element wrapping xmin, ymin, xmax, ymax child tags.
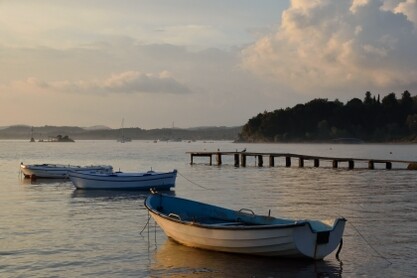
<box><xmin>1</xmin><ymin>0</ymin><xmax>417</xmax><ymax>129</ymax></box>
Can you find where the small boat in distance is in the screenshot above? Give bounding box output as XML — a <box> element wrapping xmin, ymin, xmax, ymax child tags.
<box><xmin>69</xmin><ymin>169</ymin><xmax>177</xmax><ymax>190</ymax></box>
<box><xmin>117</xmin><ymin>118</ymin><xmax>132</xmax><ymax>143</ymax></box>
<box><xmin>117</xmin><ymin>135</ymin><xmax>132</xmax><ymax>143</ymax></box>
<box><xmin>30</xmin><ymin>127</ymin><xmax>35</xmax><ymax>142</ymax></box>
<box><xmin>20</xmin><ymin>163</ymin><xmax>113</xmax><ymax>179</ymax></box>
<box><xmin>145</xmin><ymin>193</ymin><xmax>346</xmax><ymax>260</ymax></box>
<box><xmin>38</xmin><ymin>135</ymin><xmax>75</xmax><ymax>142</ymax></box>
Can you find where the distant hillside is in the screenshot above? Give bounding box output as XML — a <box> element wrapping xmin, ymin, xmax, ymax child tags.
<box><xmin>0</xmin><ymin>125</ymin><xmax>241</xmax><ymax>141</ymax></box>
<box><xmin>83</xmin><ymin>125</ymin><xmax>111</xmax><ymax>130</ymax></box>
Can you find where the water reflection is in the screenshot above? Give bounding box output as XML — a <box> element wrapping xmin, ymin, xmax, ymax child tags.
<box><xmin>19</xmin><ymin>177</ymin><xmax>70</xmax><ymax>185</ymax></box>
<box><xmin>71</xmin><ymin>189</ymin><xmax>175</xmax><ymax>200</ymax></box>
<box><xmin>151</xmin><ymin>240</ymin><xmax>343</xmax><ymax>277</ymax></box>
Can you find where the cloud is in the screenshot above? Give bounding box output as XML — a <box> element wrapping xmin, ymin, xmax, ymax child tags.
<box><xmin>242</xmin><ymin>0</ymin><xmax>417</xmax><ymax>95</ymax></box>
<box><xmin>3</xmin><ymin>71</ymin><xmax>191</xmax><ymax>95</ymax></box>
<box><xmin>0</xmin><ymin>1</ymin><xmax>284</xmax><ymax>50</ymax></box>
<box><xmin>82</xmin><ymin>71</ymin><xmax>191</xmax><ymax>95</ymax></box>
<box><xmin>393</xmin><ymin>0</ymin><xmax>417</xmax><ymax>26</ymax></box>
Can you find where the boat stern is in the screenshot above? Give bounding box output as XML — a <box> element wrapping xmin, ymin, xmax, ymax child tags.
<box><xmin>293</xmin><ymin>218</ymin><xmax>346</xmax><ymax>260</ymax></box>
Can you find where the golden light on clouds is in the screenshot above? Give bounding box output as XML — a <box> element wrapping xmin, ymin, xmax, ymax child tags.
<box><xmin>242</xmin><ymin>0</ymin><xmax>417</xmax><ymax>94</ymax></box>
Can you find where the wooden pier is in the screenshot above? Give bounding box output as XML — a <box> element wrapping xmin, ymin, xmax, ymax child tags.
<box><xmin>187</xmin><ymin>151</ymin><xmax>417</xmax><ymax>170</ymax></box>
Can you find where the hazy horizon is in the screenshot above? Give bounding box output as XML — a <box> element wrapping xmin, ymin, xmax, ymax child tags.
<box><xmin>0</xmin><ymin>123</ymin><xmax>242</xmax><ymax>130</ymax></box>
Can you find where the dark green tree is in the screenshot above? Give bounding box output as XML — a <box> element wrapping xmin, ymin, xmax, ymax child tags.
<box><xmin>239</xmin><ymin>90</ymin><xmax>416</xmax><ymax>142</ymax></box>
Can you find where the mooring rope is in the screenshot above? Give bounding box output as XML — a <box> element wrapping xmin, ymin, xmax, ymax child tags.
<box><xmin>335</xmin><ymin>238</ymin><xmax>343</xmax><ymax>260</ymax></box>
<box><xmin>348</xmin><ymin>220</ymin><xmax>392</xmax><ymax>265</ymax></box>
<box><xmin>139</xmin><ymin>212</ymin><xmax>151</xmax><ymax>235</ymax></box>
<box><xmin>178</xmin><ymin>171</ymin><xmax>213</xmax><ymax>190</ymax></box>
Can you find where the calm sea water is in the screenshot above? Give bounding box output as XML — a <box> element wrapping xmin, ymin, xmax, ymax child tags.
<box><xmin>0</xmin><ymin>140</ymin><xmax>416</xmax><ymax>277</ymax></box>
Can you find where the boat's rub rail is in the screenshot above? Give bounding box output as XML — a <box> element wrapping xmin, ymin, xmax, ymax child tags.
<box><xmin>158</xmin><ymin>208</ymin><xmax>347</xmax><ymax>233</ymax></box>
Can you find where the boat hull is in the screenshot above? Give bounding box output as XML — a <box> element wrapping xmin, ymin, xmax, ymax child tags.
<box><xmin>20</xmin><ymin>163</ymin><xmax>113</xmax><ymax>179</ymax></box>
<box><xmin>69</xmin><ymin>170</ymin><xmax>177</xmax><ymax>190</ymax></box>
<box><xmin>145</xmin><ymin>194</ymin><xmax>346</xmax><ymax>260</ymax></box>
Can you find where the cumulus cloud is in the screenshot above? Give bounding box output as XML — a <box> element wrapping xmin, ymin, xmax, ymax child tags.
<box><xmin>5</xmin><ymin>71</ymin><xmax>191</xmax><ymax>95</ymax></box>
<box><xmin>242</xmin><ymin>0</ymin><xmax>417</xmax><ymax>94</ymax></box>
<box><xmin>394</xmin><ymin>0</ymin><xmax>417</xmax><ymax>25</ymax></box>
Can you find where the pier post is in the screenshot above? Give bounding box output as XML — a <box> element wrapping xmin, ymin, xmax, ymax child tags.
<box><xmin>234</xmin><ymin>154</ymin><xmax>240</xmax><ymax>167</ymax></box>
<box><xmin>368</xmin><ymin>160</ymin><xmax>374</xmax><ymax>169</ymax></box>
<box><xmin>386</xmin><ymin>162</ymin><xmax>392</xmax><ymax>170</ymax></box>
<box><xmin>269</xmin><ymin>155</ymin><xmax>275</xmax><ymax>167</ymax></box>
<box><xmin>241</xmin><ymin>154</ymin><xmax>247</xmax><ymax>167</ymax></box>
<box><xmin>332</xmin><ymin>160</ymin><xmax>338</xmax><ymax>168</ymax></box>
<box><xmin>298</xmin><ymin>157</ymin><xmax>304</xmax><ymax>168</ymax></box>
<box><xmin>348</xmin><ymin>160</ymin><xmax>354</xmax><ymax>169</ymax></box>
<box><xmin>285</xmin><ymin>156</ymin><xmax>291</xmax><ymax>167</ymax></box>
<box><xmin>216</xmin><ymin>153</ymin><xmax>222</xmax><ymax>166</ymax></box>
<box><xmin>314</xmin><ymin>159</ymin><xmax>320</xmax><ymax>168</ymax></box>
<box><xmin>190</xmin><ymin>154</ymin><xmax>194</xmax><ymax>165</ymax></box>
<box><xmin>258</xmin><ymin>155</ymin><xmax>263</xmax><ymax>167</ymax></box>
<box><xmin>407</xmin><ymin>162</ymin><xmax>417</xmax><ymax>170</ymax></box>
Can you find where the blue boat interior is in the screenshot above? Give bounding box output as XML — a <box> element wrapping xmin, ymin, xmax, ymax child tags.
<box><xmin>146</xmin><ymin>193</ymin><xmax>339</xmax><ymax>232</ymax></box>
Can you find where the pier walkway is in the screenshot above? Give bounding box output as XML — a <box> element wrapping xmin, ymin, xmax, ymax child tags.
<box><xmin>187</xmin><ymin>151</ymin><xmax>417</xmax><ymax>170</ymax></box>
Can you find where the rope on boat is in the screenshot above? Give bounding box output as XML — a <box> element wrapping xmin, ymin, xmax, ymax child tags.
<box><xmin>177</xmin><ymin>171</ymin><xmax>213</xmax><ymax>190</ymax></box>
<box><xmin>348</xmin><ymin>220</ymin><xmax>392</xmax><ymax>265</ymax></box>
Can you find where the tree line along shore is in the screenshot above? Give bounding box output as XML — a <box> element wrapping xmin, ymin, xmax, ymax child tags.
<box><xmin>238</xmin><ymin>90</ymin><xmax>417</xmax><ymax>143</ymax></box>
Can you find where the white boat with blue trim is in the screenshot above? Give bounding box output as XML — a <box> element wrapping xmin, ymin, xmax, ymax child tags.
<box><xmin>69</xmin><ymin>169</ymin><xmax>177</xmax><ymax>190</ymax></box>
<box><xmin>20</xmin><ymin>163</ymin><xmax>113</xmax><ymax>179</ymax></box>
<box><xmin>145</xmin><ymin>192</ymin><xmax>346</xmax><ymax>260</ymax></box>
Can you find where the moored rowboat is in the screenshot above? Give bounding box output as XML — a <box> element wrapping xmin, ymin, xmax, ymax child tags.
<box><xmin>145</xmin><ymin>193</ymin><xmax>346</xmax><ymax>260</ymax></box>
<box><xmin>69</xmin><ymin>169</ymin><xmax>177</xmax><ymax>190</ymax></box>
<box><xmin>20</xmin><ymin>163</ymin><xmax>113</xmax><ymax>179</ymax></box>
